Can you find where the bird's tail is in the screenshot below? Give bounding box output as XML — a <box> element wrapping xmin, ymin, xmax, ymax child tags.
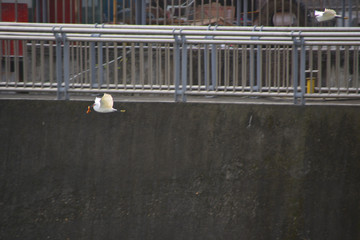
<box><xmin>335</xmin><ymin>15</ymin><xmax>348</xmax><ymax>19</ymax></box>
<box><xmin>113</xmin><ymin>108</ymin><xmax>126</xmax><ymax>113</ymax></box>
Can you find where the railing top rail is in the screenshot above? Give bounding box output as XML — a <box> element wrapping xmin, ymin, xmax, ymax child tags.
<box><xmin>1</xmin><ymin>21</ymin><xmax>360</xmax><ymax>32</ymax></box>
<box><xmin>3</xmin><ymin>28</ymin><xmax>360</xmax><ymax>39</ymax></box>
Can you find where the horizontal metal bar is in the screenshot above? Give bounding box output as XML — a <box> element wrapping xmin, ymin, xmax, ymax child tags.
<box><xmin>304</xmin><ymin>37</ymin><xmax>360</xmax><ymax>41</ymax></box>
<box><xmin>0</xmin><ymin>31</ymin><xmax>294</xmax><ymax>42</ymax></box>
<box><xmin>1</xmin><ymin>34</ymin><xmax>359</xmax><ymax>46</ymax></box>
<box><xmin>1</xmin><ymin>24</ymin><xmax>360</xmax><ymax>39</ymax></box>
<box><xmin>0</xmin><ymin>35</ymin><xmax>56</xmax><ymax>41</ymax></box>
<box><xmin>2</xmin><ymin>87</ymin><xmax>358</xmax><ymax>100</ymax></box>
<box><xmin>1</xmin><ymin>22</ymin><xmax>360</xmax><ymax>33</ymax></box>
<box><xmin>305</xmin><ymin>41</ymin><xmax>360</xmax><ymax>46</ymax></box>
<box><xmin>2</xmin><ymin>82</ymin><xmax>359</xmax><ymax>94</ymax></box>
<box><xmin>65</xmin><ymin>37</ymin><xmax>175</xmax><ymax>43</ymax></box>
<box><xmin>186</xmin><ymin>39</ymin><xmax>295</xmax><ymax>45</ymax></box>
<box><xmin>65</xmin><ymin>37</ymin><xmax>295</xmax><ymax>45</ymax></box>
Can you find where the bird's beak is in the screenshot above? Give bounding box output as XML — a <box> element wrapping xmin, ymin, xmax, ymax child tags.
<box><xmin>86</xmin><ymin>106</ymin><xmax>91</xmax><ymax>114</ymax></box>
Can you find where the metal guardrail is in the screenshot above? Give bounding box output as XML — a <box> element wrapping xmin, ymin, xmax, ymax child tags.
<box><xmin>0</xmin><ymin>22</ymin><xmax>359</xmax><ymax>104</ymax></box>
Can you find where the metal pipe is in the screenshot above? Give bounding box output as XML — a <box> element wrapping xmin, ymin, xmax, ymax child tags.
<box><xmin>90</xmin><ymin>41</ymin><xmax>96</xmax><ymax>88</ymax></box>
<box><xmin>2</xmin><ymin>22</ymin><xmax>360</xmax><ymax>32</ymax></box>
<box><xmin>2</xmin><ymin>24</ymin><xmax>360</xmax><ymax>37</ymax></box>
<box><xmin>148</xmin><ymin>43</ymin><xmax>153</xmax><ymax>87</ymax></box>
<box><xmin>63</xmin><ymin>34</ymin><xmax>70</xmax><ymax>100</ymax></box>
<box><xmin>292</xmin><ymin>38</ymin><xmax>299</xmax><ymax>104</ymax></box>
<box><xmin>174</xmin><ymin>35</ymin><xmax>180</xmax><ymax>102</ymax></box>
<box><xmin>130</xmin><ymin>43</ymin><xmax>135</xmax><ymax>87</ymax></box>
<box><xmin>139</xmin><ymin>43</ymin><xmax>144</xmax><ymax>87</ymax></box>
<box><xmin>181</xmin><ymin>35</ymin><xmax>187</xmax><ymax>102</ymax></box>
<box><xmin>300</xmin><ymin>37</ymin><xmax>306</xmax><ymax>105</ymax></box>
<box><xmin>114</xmin><ymin>42</ymin><xmax>118</xmax><ymax>88</ymax></box>
<box><xmin>122</xmin><ymin>43</ymin><xmax>126</xmax><ymax>88</ymax></box>
<box><xmin>98</xmin><ymin>41</ymin><xmax>104</xmax><ymax>87</ymax></box>
<box><xmin>211</xmin><ymin>43</ymin><xmax>217</xmax><ymax>91</ymax></box>
<box><xmin>204</xmin><ymin>43</ymin><xmax>209</xmax><ymax>90</ymax></box>
<box><xmin>55</xmin><ymin>34</ymin><xmax>63</xmax><ymax>100</ymax></box>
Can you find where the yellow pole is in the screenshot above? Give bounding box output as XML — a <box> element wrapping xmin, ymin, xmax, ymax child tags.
<box><xmin>306</xmin><ymin>77</ymin><xmax>315</xmax><ymax>94</ymax></box>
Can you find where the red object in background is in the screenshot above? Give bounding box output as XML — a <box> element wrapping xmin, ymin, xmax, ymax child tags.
<box><xmin>1</xmin><ymin>3</ymin><xmax>28</xmax><ymax>22</ymax></box>
<box><xmin>1</xmin><ymin>3</ymin><xmax>28</xmax><ymax>56</ymax></box>
<box><xmin>49</xmin><ymin>0</ymin><xmax>81</xmax><ymax>23</ymax></box>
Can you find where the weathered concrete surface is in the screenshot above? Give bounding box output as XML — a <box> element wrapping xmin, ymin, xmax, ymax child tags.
<box><xmin>0</xmin><ymin>99</ymin><xmax>360</xmax><ymax>240</ymax></box>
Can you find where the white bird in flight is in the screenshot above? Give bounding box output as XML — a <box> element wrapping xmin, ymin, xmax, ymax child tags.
<box><xmin>87</xmin><ymin>93</ymin><xmax>117</xmax><ymax>113</ymax></box>
<box><xmin>314</xmin><ymin>8</ymin><xmax>347</xmax><ymax>22</ymax></box>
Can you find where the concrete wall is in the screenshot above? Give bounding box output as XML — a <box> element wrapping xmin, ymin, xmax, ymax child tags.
<box><xmin>1</xmin><ymin>99</ymin><xmax>360</xmax><ymax>240</ymax></box>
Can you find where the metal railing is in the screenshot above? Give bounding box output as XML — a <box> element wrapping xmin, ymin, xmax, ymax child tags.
<box><xmin>0</xmin><ymin>22</ymin><xmax>359</xmax><ymax>104</ymax></box>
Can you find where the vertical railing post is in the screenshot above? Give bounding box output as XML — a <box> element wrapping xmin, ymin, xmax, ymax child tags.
<box><xmin>204</xmin><ymin>26</ymin><xmax>215</xmax><ymax>91</ymax></box>
<box><xmin>299</xmin><ymin>36</ymin><xmax>306</xmax><ymax>105</ymax></box>
<box><xmin>0</xmin><ymin>40</ymin><xmax>3</xmax><ymax>83</ymax></box>
<box><xmin>256</xmin><ymin>26</ymin><xmax>264</xmax><ymax>91</ymax></box>
<box><xmin>211</xmin><ymin>43</ymin><xmax>217</xmax><ymax>91</ymax></box>
<box><xmin>256</xmin><ymin>44</ymin><xmax>261</xmax><ymax>91</ymax></box>
<box><xmin>98</xmin><ymin>41</ymin><xmax>104</xmax><ymax>87</ymax></box>
<box><xmin>250</xmin><ymin>44</ymin><xmax>255</xmax><ymax>91</ymax></box>
<box><xmin>181</xmin><ymin>34</ymin><xmax>187</xmax><ymax>102</ymax></box>
<box><xmin>173</xmin><ymin>31</ymin><xmax>181</xmax><ymax>102</ymax></box>
<box><xmin>210</xmin><ymin>26</ymin><xmax>218</xmax><ymax>91</ymax></box>
<box><xmin>292</xmin><ymin>33</ymin><xmax>299</xmax><ymax>104</ymax></box>
<box><xmin>62</xmin><ymin>33</ymin><xmax>70</xmax><ymax>100</ymax></box>
<box><xmin>251</xmin><ymin>26</ymin><xmax>262</xmax><ymax>92</ymax></box>
<box><xmin>292</xmin><ymin>33</ymin><xmax>305</xmax><ymax>105</ymax></box>
<box><xmin>90</xmin><ymin>40</ymin><xmax>96</xmax><ymax>88</ymax></box>
<box><xmin>96</xmin><ymin>24</ymin><xmax>105</xmax><ymax>86</ymax></box>
<box><xmin>54</xmin><ymin>31</ymin><xmax>63</xmax><ymax>100</ymax></box>
<box><xmin>204</xmin><ymin>43</ymin><xmax>209</xmax><ymax>90</ymax></box>
<box><xmin>173</xmin><ymin>29</ymin><xmax>188</xmax><ymax>102</ymax></box>
<box><xmin>54</xmin><ymin>27</ymin><xmax>69</xmax><ymax>100</ymax></box>
<box><xmin>250</xmin><ymin>29</ymin><xmax>255</xmax><ymax>92</ymax></box>
<box><xmin>90</xmin><ymin>33</ymin><xmax>101</xmax><ymax>88</ymax></box>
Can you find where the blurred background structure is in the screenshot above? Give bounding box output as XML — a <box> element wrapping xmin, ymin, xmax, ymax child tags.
<box><xmin>0</xmin><ymin>0</ymin><xmax>359</xmax><ymax>27</ymax></box>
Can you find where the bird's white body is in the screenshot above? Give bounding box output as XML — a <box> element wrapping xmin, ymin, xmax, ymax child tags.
<box><xmin>92</xmin><ymin>93</ymin><xmax>117</xmax><ymax>113</ymax></box>
<box><xmin>315</xmin><ymin>9</ymin><xmax>341</xmax><ymax>22</ymax></box>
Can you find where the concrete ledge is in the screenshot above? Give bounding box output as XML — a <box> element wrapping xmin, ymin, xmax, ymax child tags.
<box><xmin>1</xmin><ymin>92</ymin><xmax>360</xmax><ymax>106</ymax></box>
<box><xmin>1</xmin><ymin>100</ymin><xmax>360</xmax><ymax>239</ymax></box>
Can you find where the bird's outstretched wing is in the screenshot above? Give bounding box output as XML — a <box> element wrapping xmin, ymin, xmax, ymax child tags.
<box><xmin>322</xmin><ymin>8</ymin><xmax>337</xmax><ymax>18</ymax></box>
<box><xmin>100</xmin><ymin>93</ymin><xmax>114</xmax><ymax>109</ymax></box>
<box><xmin>314</xmin><ymin>10</ymin><xmax>322</xmax><ymax>17</ymax></box>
